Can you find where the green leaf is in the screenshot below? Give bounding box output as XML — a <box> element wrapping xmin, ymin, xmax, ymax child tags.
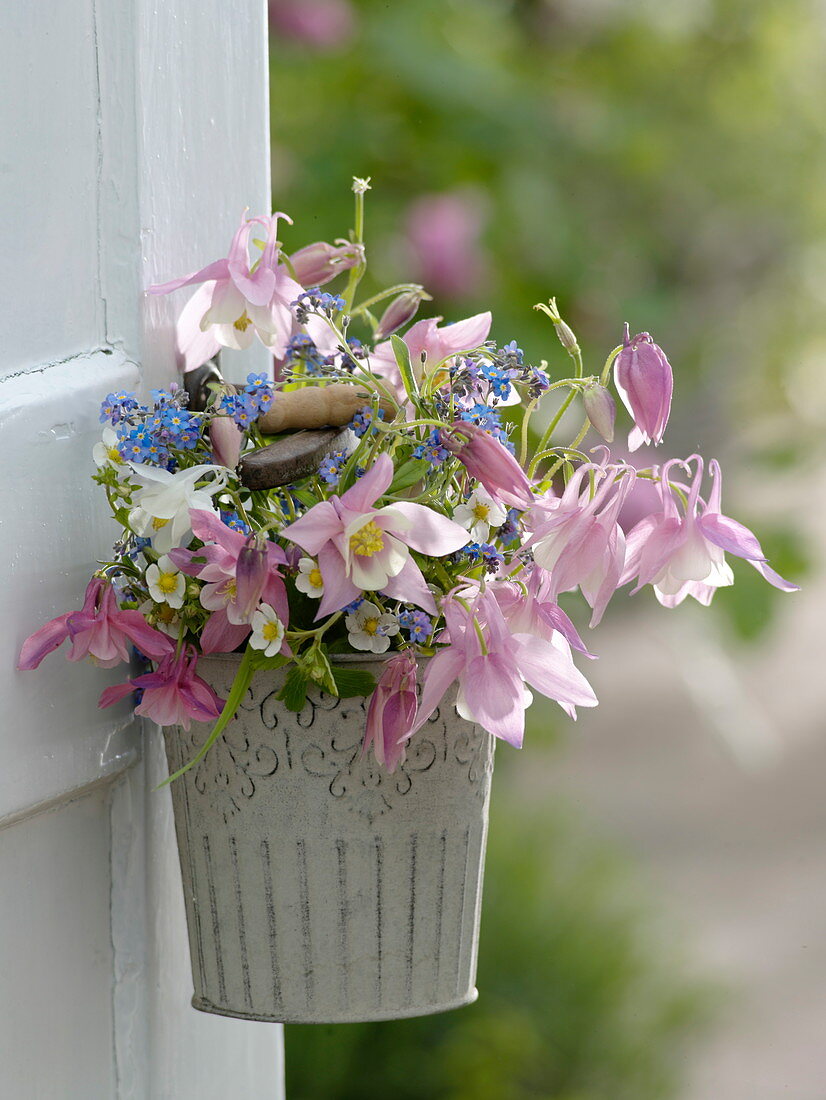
<box><xmin>277</xmin><ymin>664</ymin><xmax>312</xmax><ymax>712</ymax></box>
<box><xmin>159</xmin><ymin>645</ymin><xmax>256</xmax><ymax>788</ymax></box>
<box><xmin>249</xmin><ymin>651</ymin><xmax>291</xmax><ymax>673</ymax></box>
<box><xmin>331</xmin><ymin>667</ymin><xmax>378</xmax><ymax>698</ymax></box>
<box><xmin>390</xmin><ymin>333</ymin><xmax>421</xmax><ymax>404</ymax></box>
<box><xmin>388</xmin><ymin>458</ymin><xmax>431</xmax><ymax>493</ymax></box>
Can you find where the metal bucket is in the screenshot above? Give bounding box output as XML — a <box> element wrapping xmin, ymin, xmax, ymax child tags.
<box><xmin>163</xmin><ymin>655</ymin><xmax>495</xmax><ymax>1023</ymax></box>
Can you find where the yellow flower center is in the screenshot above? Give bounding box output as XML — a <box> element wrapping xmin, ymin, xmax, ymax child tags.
<box><xmin>349</xmin><ymin>520</ymin><xmax>385</xmax><ymax>557</ymax></box>
<box><xmin>107</xmin><ymin>446</ymin><xmax>121</xmax><ymax>462</ymax></box>
<box><xmin>157</xmin><ymin>571</ymin><xmax>178</xmax><ymax>594</ymax></box>
<box><xmin>309</xmin><ymin>567</ymin><xmax>323</xmax><ymax>588</ymax></box>
<box><xmin>262</xmin><ymin>621</ymin><xmax>281</xmax><ymax>643</ymax></box>
<box><xmin>234</xmin><ymin>311</ymin><xmax>252</xmax><ymax>332</ymax></box>
<box><xmin>152</xmin><ymin>516</ymin><xmax>170</xmax><ymax>530</ymax></box>
<box><xmin>363</xmin><ymin>617</ymin><xmax>379</xmax><ymax>636</ymax></box>
<box><xmin>472</xmin><ymin>503</ymin><xmax>490</xmax><ymax>522</ymax></box>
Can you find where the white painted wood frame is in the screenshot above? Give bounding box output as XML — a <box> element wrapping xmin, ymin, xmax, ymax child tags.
<box><xmin>1</xmin><ymin>1</ymin><xmax>284</xmax><ymax>1095</ymax></box>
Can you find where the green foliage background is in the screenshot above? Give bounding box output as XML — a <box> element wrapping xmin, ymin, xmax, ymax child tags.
<box><xmin>270</xmin><ymin>2</ymin><xmax>820</xmax><ymax>1094</ymax></box>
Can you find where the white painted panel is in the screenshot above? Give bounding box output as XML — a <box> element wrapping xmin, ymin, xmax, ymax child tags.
<box><xmin>0</xmin><ymin>791</ymin><xmax>117</xmax><ymax>1100</ymax></box>
<box><xmin>0</xmin><ymin>0</ymin><xmax>103</xmax><ymax>376</ymax></box>
<box><xmin>138</xmin><ymin>0</ymin><xmax>273</xmax><ymax>388</ymax></box>
<box><xmin>2</xmin><ymin>352</ymin><xmax>141</xmax><ymax>824</ymax></box>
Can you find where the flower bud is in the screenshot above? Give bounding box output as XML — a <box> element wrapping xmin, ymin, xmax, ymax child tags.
<box><xmin>235</xmin><ymin>534</ymin><xmax>269</xmax><ymax>622</ymax></box>
<box><xmin>288</xmin><ymin>241</ymin><xmax>364</xmax><ymax>287</ymax></box>
<box><xmin>582</xmin><ymin>382</ymin><xmax>616</xmax><ymax>443</ymax></box>
<box><xmin>555</xmin><ymin>320</ymin><xmax>579</xmax><ymax>353</ymax></box>
<box><xmin>373</xmin><ymin>288</ymin><xmax>430</xmax><ymax>341</ymax></box>
<box><xmin>362</xmin><ymin>651</ymin><xmax>418</xmax><ymax>772</ymax></box>
<box><xmin>442</xmin><ymin>421</ymin><xmax>534</xmax><ymax>510</ymax></box>
<box><xmin>614</xmin><ymin>324</ymin><xmax>673</xmax><ymax>451</ymax></box>
<box><xmin>209</xmin><ymin>414</ymin><xmax>243</xmax><ymax>470</ymax></box>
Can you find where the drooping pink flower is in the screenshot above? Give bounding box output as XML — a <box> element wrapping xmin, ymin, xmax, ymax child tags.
<box><xmin>18</xmin><ymin>576</ymin><xmax>173</xmax><ymax>671</ymax></box>
<box><xmin>99</xmin><ymin>646</ymin><xmax>224</xmax><ymax>731</ymax></box>
<box><xmin>490</xmin><ymin>568</ymin><xmax>595</xmax><ymax>658</ymax></box>
<box><xmin>170</xmin><ymin>510</ymin><xmax>289</xmax><ymax>653</ymax></box>
<box><xmin>614</xmin><ymin>325</ymin><xmax>673</xmax><ymax>451</ymax></box>
<box><xmin>149</xmin><ymin>212</ymin><xmax>303</xmax><ymax>371</ymax></box>
<box><xmin>362</xmin><ymin>650</ymin><xmax>419</xmax><ymax>773</ymax></box>
<box><xmin>442</xmin><ymin>421</ymin><xmax>534</xmax><ymax>510</ymax></box>
<box><xmin>621</xmin><ymin>455</ymin><xmax>799</xmax><ymax>607</ymax></box>
<box><xmin>369</xmin><ymin>312</ymin><xmax>492</xmax><ymax>398</ymax></box>
<box><xmin>522</xmin><ymin>463</ymin><xmax>634</xmax><ymax>627</ymax></box>
<box><xmin>283</xmin><ymin>453</ymin><xmax>470</xmax><ymax>618</ymax></box>
<box><xmin>405</xmin><ymin>190</ymin><xmax>488</xmax><ymax>298</ymax></box>
<box><xmin>406</xmin><ymin>590</ymin><xmax>597</xmax><ymax>747</ymax></box>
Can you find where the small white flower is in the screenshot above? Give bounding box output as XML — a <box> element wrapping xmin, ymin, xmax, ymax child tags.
<box><xmin>138</xmin><ymin>598</ymin><xmax>181</xmax><ymax>637</ymax></box>
<box><xmin>93</xmin><ymin>426</ymin><xmax>126</xmax><ymax>470</ymax></box>
<box><xmin>128</xmin><ymin>462</ymin><xmax>227</xmax><ymax>554</ymax></box>
<box><xmin>345</xmin><ymin>600</ymin><xmax>399</xmax><ymax>654</ymax></box>
<box><xmin>295</xmin><ymin>557</ymin><xmax>325</xmax><ymax>598</ymax></box>
<box><xmin>453</xmin><ymin>486</ymin><xmax>507</xmax><ymax>542</ymax></box>
<box><xmin>249</xmin><ymin>603</ymin><xmax>286</xmax><ymax>657</ymax></box>
<box><xmin>146</xmin><ymin>555</ymin><xmax>186</xmax><ymax>609</ymax></box>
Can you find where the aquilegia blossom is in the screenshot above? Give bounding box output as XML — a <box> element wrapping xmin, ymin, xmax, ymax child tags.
<box><xmin>149</xmin><ymin>212</ymin><xmax>303</xmax><ymax>370</ymax></box>
<box><xmin>170</xmin><ymin>510</ymin><xmax>289</xmax><ymax>654</ymax></box>
<box><xmin>283</xmin><ymin>453</ymin><xmax>470</xmax><ymax>617</ymax></box>
<box><xmin>99</xmin><ymin>646</ymin><xmax>223</xmax><ymax>731</ymax></box>
<box><xmin>407</xmin><ymin>589</ymin><xmax>597</xmax><ymax>748</ymax></box>
<box><xmin>18</xmin><ymin>576</ymin><xmax>172</xmax><ymax>670</ymax></box>
<box><xmin>621</xmin><ymin>455</ymin><xmax>799</xmax><ymax>607</ymax></box>
<box><xmin>523</xmin><ymin>463</ymin><xmax>633</xmax><ymax>627</ymax></box>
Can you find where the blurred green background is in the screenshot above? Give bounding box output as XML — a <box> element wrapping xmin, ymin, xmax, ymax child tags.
<box><xmin>268</xmin><ymin>1</ymin><xmax>822</xmax><ymax>1094</ymax></box>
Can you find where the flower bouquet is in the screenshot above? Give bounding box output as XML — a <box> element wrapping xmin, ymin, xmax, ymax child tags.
<box><xmin>18</xmin><ymin>179</ymin><xmax>797</xmax><ymax>1022</ymax></box>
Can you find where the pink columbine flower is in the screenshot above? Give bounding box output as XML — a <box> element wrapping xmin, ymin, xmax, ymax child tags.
<box><xmin>369</xmin><ymin>312</ymin><xmax>492</xmax><ymax>397</ymax></box>
<box><xmin>283</xmin><ymin>453</ymin><xmax>470</xmax><ymax>618</ymax></box>
<box><xmin>490</xmin><ymin>568</ymin><xmax>595</xmax><ymax>658</ymax></box>
<box><xmin>170</xmin><ymin>510</ymin><xmax>289</xmax><ymax>654</ymax></box>
<box><xmin>614</xmin><ymin>325</ymin><xmax>673</xmax><ymax>451</ymax></box>
<box><xmin>522</xmin><ymin>463</ymin><xmax>634</xmax><ymax>627</ymax></box>
<box><xmin>362</xmin><ymin>650</ymin><xmax>419</xmax><ymax>773</ymax></box>
<box><xmin>621</xmin><ymin>455</ymin><xmax>799</xmax><ymax>607</ymax></box>
<box><xmin>405</xmin><ymin>589</ymin><xmax>597</xmax><ymax>748</ymax></box>
<box><xmin>442</xmin><ymin>421</ymin><xmax>534</xmax><ymax>510</ymax></box>
<box><xmin>149</xmin><ymin>212</ymin><xmax>303</xmax><ymax>371</ymax></box>
<box><xmin>99</xmin><ymin>646</ymin><xmax>224</xmax><ymax>731</ymax></box>
<box><xmin>18</xmin><ymin>576</ymin><xmax>173</xmax><ymax>671</ymax></box>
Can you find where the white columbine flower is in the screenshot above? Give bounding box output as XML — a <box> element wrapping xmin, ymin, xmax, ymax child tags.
<box><xmin>146</xmin><ymin>555</ymin><xmax>186</xmax><ymax>609</ymax></box>
<box><xmin>295</xmin><ymin>557</ymin><xmax>325</xmax><ymax>598</ymax></box>
<box><xmin>128</xmin><ymin>462</ymin><xmax>228</xmax><ymax>554</ymax></box>
<box><xmin>345</xmin><ymin>600</ymin><xmax>400</xmax><ymax>654</ymax></box>
<box><xmin>93</xmin><ymin>426</ymin><xmax>125</xmax><ymax>470</ymax></box>
<box><xmin>453</xmin><ymin>486</ymin><xmax>507</xmax><ymax>542</ymax></box>
<box><xmin>249</xmin><ymin>603</ymin><xmax>286</xmax><ymax>657</ymax></box>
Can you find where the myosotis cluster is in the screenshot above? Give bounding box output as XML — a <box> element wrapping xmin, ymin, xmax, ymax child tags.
<box><xmin>19</xmin><ymin>180</ymin><xmax>798</xmax><ymax>778</ymax></box>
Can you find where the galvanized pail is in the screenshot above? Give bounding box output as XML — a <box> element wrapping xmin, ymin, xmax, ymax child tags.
<box><xmin>164</xmin><ymin>655</ymin><xmax>495</xmax><ymax>1023</ymax></box>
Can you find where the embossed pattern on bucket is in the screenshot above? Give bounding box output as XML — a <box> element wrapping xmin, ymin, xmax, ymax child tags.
<box><xmin>163</xmin><ymin>655</ymin><xmax>495</xmax><ymax>1023</ymax></box>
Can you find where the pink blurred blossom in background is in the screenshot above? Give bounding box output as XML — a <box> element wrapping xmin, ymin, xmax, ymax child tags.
<box><xmin>268</xmin><ymin>0</ymin><xmax>356</xmax><ymax>50</ymax></box>
<box><xmin>405</xmin><ymin>190</ymin><xmax>489</xmax><ymax>299</ymax></box>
